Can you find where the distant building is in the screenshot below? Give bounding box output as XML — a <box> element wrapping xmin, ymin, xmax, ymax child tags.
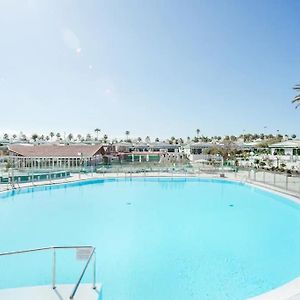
<box><xmin>8</xmin><ymin>144</ymin><xmax>108</xmax><ymax>169</ymax></box>
<box><xmin>269</xmin><ymin>140</ymin><xmax>300</xmax><ymax>156</ymax></box>
<box><xmin>182</xmin><ymin>142</ymin><xmax>222</xmax><ymax>163</ymax></box>
<box><xmin>183</xmin><ymin>142</ymin><xmax>212</xmax><ymax>155</ymax></box>
<box><xmin>111</xmin><ymin>142</ymin><xmax>133</xmax><ymax>153</ymax></box>
<box><xmin>0</xmin><ymin>140</ymin><xmax>9</xmax><ymax>156</ymax></box>
<box><xmin>132</xmin><ymin>142</ymin><xmax>149</xmax><ymax>152</ymax></box>
<box><xmin>234</xmin><ymin>141</ymin><xmax>265</xmax><ymax>152</ymax></box>
<box><xmin>148</xmin><ymin>142</ymin><xmax>180</xmax><ymax>153</ymax></box>
<box><xmin>108</xmin><ymin>142</ymin><xmax>182</xmax><ymax>163</ymax></box>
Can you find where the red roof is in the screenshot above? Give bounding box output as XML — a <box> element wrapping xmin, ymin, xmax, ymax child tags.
<box><xmin>8</xmin><ymin>144</ymin><xmax>104</xmax><ymax>158</ymax></box>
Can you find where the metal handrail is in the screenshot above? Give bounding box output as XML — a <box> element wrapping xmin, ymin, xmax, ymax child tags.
<box><xmin>0</xmin><ymin>245</ymin><xmax>96</xmax><ymax>299</ymax></box>
<box><xmin>70</xmin><ymin>247</ymin><xmax>96</xmax><ymax>299</ymax></box>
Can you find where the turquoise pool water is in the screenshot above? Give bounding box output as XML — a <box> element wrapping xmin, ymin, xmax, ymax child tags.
<box><xmin>1</xmin><ymin>178</ymin><xmax>300</xmax><ymax>300</ymax></box>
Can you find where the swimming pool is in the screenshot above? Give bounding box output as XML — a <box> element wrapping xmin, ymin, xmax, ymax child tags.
<box><xmin>0</xmin><ymin>177</ymin><xmax>300</xmax><ymax>300</ymax></box>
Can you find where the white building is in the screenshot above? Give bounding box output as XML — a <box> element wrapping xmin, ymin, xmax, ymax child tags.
<box><xmin>182</xmin><ymin>142</ymin><xmax>222</xmax><ymax>163</ymax></box>
<box><xmin>269</xmin><ymin>140</ymin><xmax>300</xmax><ymax>156</ymax></box>
<box><xmin>148</xmin><ymin>142</ymin><xmax>180</xmax><ymax>153</ymax></box>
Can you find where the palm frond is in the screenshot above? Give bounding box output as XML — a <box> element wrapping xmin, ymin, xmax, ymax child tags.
<box><xmin>292</xmin><ymin>97</ymin><xmax>300</xmax><ymax>109</ymax></box>
<box><xmin>292</xmin><ymin>95</ymin><xmax>300</xmax><ymax>103</ymax></box>
<box><xmin>292</xmin><ymin>84</ymin><xmax>300</xmax><ymax>108</ymax></box>
<box><xmin>293</xmin><ymin>84</ymin><xmax>300</xmax><ymax>91</ymax></box>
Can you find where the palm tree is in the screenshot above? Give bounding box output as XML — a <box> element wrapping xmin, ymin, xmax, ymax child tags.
<box><xmin>68</xmin><ymin>133</ymin><xmax>73</xmax><ymax>141</ymax></box>
<box><xmin>94</xmin><ymin>128</ymin><xmax>101</xmax><ymax>140</ymax></box>
<box><xmin>125</xmin><ymin>131</ymin><xmax>130</xmax><ymax>141</ymax></box>
<box><xmin>32</xmin><ymin>134</ymin><xmax>38</xmax><ymax>142</ymax></box>
<box><xmin>3</xmin><ymin>133</ymin><xmax>9</xmax><ymax>140</ymax></box>
<box><xmin>292</xmin><ymin>84</ymin><xmax>300</xmax><ymax>108</ymax></box>
<box><xmin>20</xmin><ymin>132</ymin><xmax>27</xmax><ymax>141</ymax></box>
<box><xmin>103</xmin><ymin>134</ymin><xmax>108</xmax><ymax>143</ymax></box>
<box><xmin>50</xmin><ymin>132</ymin><xmax>55</xmax><ymax>141</ymax></box>
<box><xmin>196</xmin><ymin>129</ymin><xmax>200</xmax><ymax>138</ymax></box>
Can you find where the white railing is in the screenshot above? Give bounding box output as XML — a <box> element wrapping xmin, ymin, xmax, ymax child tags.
<box><xmin>235</xmin><ymin>170</ymin><xmax>300</xmax><ymax>197</ymax></box>
<box><xmin>0</xmin><ymin>245</ymin><xmax>96</xmax><ymax>299</ymax></box>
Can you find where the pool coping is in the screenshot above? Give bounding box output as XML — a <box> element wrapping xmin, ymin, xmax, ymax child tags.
<box><xmin>1</xmin><ymin>172</ymin><xmax>300</xmax><ymax>300</ymax></box>
<box><xmin>1</xmin><ymin>171</ymin><xmax>299</xmax><ymax>201</ymax></box>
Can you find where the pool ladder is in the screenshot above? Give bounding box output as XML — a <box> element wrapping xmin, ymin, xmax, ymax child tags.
<box><xmin>7</xmin><ymin>178</ymin><xmax>20</xmax><ymax>190</ymax></box>
<box><xmin>0</xmin><ymin>245</ymin><xmax>97</xmax><ymax>299</ymax></box>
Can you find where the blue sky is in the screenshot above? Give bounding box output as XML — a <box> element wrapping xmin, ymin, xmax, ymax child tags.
<box><xmin>0</xmin><ymin>0</ymin><xmax>299</xmax><ymax>139</ymax></box>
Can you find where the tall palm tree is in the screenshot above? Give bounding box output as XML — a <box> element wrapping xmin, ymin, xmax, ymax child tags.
<box><xmin>196</xmin><ymin>129</ymin><xmax>200</xmax><ymax>138</ymax></box>
<box><xmin>50</xmin><ymin>132</ymin><xmax>54</xmax><ymax>140</ymax></box>
<box><xmin>94</xmin><ymin>128</ymin><xmax>101</xmax><ymax>140</ymax></box>
<box><xmin>292</xmin><ymin>84</ymin><xmax>300</xmax><ymax>108</ymax></box>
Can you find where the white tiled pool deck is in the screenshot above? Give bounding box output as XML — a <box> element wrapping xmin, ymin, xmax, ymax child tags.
<box><xmin>248</xmin><ymin>277</ymin><xmax>300</xmax><ymax>300</ymax></box>
<box><xmin>0</xmin><ymin>283</ymin><xmax>101</xmax><ymax>300</ymax></box>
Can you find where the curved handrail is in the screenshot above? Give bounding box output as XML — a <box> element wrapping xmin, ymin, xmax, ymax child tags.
<box><xmin>0</xmin><ymin>245</ymin><xmax>96</xmax><ymax>299</ymax></box>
